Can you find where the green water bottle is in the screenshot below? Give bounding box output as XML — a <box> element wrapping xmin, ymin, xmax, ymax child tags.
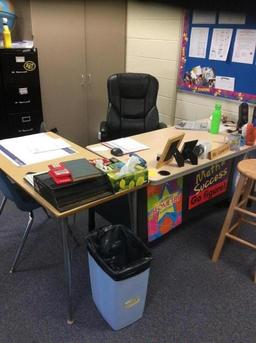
<box><xmin>210</xmin><ymin>103</ymin><xmax>222</xmax><ymax>134</ymax></box>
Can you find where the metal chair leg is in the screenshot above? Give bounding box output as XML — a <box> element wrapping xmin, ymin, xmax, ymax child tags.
<box><xmin>9</xmin><ymin>211</ymin><xmax>34</xmax><ymax>273</ymax></box>
<box><xmin>0</xmin><ymin>196</ymin><xmax>7</xmax><ymax>214</ymax></box>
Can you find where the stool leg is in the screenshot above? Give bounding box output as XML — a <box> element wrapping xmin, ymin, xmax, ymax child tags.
<box><xmin>233</xmin><ymin>178</ymin><xmax>254</xmax><ymax>236</ymax></box>
<box><xmin>212</xmin><ymin>175</ymin><xmax>246</xmax><ymax>262</ymax></box>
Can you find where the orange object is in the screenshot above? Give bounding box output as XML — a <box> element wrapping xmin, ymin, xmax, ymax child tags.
<box><xmin>246</xmin><ymin>123</ymin><xmax>254</xmax><ymax>146</ymax></box>
<box><xmin>253</xmin><ymin>127</ymin><xmax>256</xmax><ymax>142</ymax></box>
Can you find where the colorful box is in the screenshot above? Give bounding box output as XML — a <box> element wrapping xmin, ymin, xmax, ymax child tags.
<box><xmin>107</xmin><ymin>165</ymin><xmax>148</xmax><ymax>193</ymax></box>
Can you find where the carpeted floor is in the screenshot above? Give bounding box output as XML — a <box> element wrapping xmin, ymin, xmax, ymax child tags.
<box><xmin>0</xmin><ymin>195</ymin><xmax>256</xmax><ymax>343</ymax></box>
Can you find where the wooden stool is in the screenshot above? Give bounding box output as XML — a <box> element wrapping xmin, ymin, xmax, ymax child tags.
<box><xmin>212</xmin><ymin>159</ymin><xmax>256</xmax><ymax>282</ymax></box>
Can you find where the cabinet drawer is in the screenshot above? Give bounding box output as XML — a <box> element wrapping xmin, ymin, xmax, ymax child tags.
<box><xmin>2</xmin><ymin>85</ymin><xmax>42</xmax><ymax>112</ymax></box>
<box><xmin>7</xmin><ymin>112</ymin><xmax>43</xmax><ymax>137</ymax></box>
<box><xmin>0</xmin><ymin>50</ymin><xmax>40</xmax><ymax>85</ymax></box>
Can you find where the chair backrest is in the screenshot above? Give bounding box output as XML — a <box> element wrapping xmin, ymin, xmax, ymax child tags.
<box><xmin>0</xmin><ymin>170</ymin><xmax>39</xmax><ymax>212</ymax></box>
<box><xmin>106</xmin><ymin>73</ymin><xmax>160</xmax><ymax>139</ymax></box>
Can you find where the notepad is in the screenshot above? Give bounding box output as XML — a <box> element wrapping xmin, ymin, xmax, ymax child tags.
<box><xmin>175</xmin><ymin>120</ymin><xmax>209</xmax><ymax>131</ymax></box>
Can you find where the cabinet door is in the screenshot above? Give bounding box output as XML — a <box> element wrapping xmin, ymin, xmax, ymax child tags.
<box><xmin>30</xmin><ymin>0</ymin><xmax>87</xmax><ymax>146</ymax></box>
<box><xmin>85</xmin><ymin>0</ymin><xmax>126</xmax><ymax>144</ymax></box>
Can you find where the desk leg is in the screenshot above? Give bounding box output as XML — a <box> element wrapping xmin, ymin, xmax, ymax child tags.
<box><xmin>128</xmin><ymin>191</ymin><xmax>138</xmax><ymax>235</ymax></box>
<box><xmin>88</xmin><ymin>208</ymin><xmax>96</xmax><ymax>231</ymax></box>
<box><xmin>60</xmin><ymin>217</ymin><xmax>74</xmax><ymax>325</ymax></box>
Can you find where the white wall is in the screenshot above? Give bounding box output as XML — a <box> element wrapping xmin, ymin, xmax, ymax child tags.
<box><xmin>127</xmin><ymin>1</ymin><xmax>255</xmax><ymax>125</ymax></box>
<box><xmin>126</xmin><ymin>1</ymin><xmax>183</xmax><ymax>125</ymax></box>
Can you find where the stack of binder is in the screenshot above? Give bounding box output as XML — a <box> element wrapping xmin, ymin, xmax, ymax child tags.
<box><xmin>33</xmin><ymin>159</ymin><xmax>114</xmax><ymax>211</ymax></box>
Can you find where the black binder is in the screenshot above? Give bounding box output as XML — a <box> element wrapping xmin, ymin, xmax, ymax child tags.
<box><xmin>33</xmin><ymin>164</ymin><xmax>114</xmax><ymax>212</ymax></box>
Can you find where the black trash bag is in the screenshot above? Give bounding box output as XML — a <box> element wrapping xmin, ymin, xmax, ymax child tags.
<box><xmin>87</xmin><ymin>225</ymin><xmax>152</xmax><ymax>281</ymax></box>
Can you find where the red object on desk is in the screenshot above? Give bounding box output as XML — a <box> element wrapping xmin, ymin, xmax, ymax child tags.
<box><xmin>246</xmin><ymin>123</ymin><xmax>255</xmax><ymax>146</ymax></box>
<box><xmin>48</xmin><ymin>163</ymin><xmax>73</xmax><ymax>185</ymax></box>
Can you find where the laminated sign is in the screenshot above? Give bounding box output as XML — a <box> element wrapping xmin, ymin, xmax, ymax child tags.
<box><xmin>187</xmin><ymin>160</ymin><xmax>231</xmax><ymax>210</ymax></box>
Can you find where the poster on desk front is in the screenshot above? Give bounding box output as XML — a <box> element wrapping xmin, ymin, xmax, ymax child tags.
<box><xmin>184</xmin><ymin>160</ymin><xmax>232</xmax><ymax>212</ymax></box>
<box><xmin>147</xmin><ymin>178</ymin><xmax>183</xmax><ymax>242</ymax></box>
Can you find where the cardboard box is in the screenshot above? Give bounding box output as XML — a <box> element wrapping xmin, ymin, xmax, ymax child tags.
<box><xmin>107</xmin><ymin>165</ymin><xmax>148</xmax><ymax>193</ymax></box>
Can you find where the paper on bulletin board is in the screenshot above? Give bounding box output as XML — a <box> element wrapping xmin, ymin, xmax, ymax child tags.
<box><xmin>192</xmin><ymin>10</ymin><xmax>216</xmax><ymax>24</ymax></box>
<box><xmin>215</xmin><ymin>76</ymin><xmax>235</xmax><ymax>91</ymax></box>
<box><xmin>218</xmin><ymin>12</ymin><xmax>246</xmax><ymax>25</ymax></box>
<box><xmin>189</xmin><ymin>27</ymin><xmax>209</xmax><ymax>58</ymax></box>
<box><xmin>209</xmin><ymin>28</ymin><xmax>233</xmax><ymax>61</ymax></box>
<box><xmin>232</xmin><ymin>29</ymin><xmax>256</xmax><ymax>64</ymax></box>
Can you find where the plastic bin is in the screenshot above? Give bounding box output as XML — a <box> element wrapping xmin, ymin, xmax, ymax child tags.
<box><xmin>87</xmin><ymin>224</ymin><xmax>152</xmax><ymax>331</ymax></box>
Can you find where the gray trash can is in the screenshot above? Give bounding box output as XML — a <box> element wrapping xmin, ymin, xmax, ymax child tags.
<box><xmin>87</xmin><ymin>224</ymin><xmax>152</xmax><ymax>331</ymax></box>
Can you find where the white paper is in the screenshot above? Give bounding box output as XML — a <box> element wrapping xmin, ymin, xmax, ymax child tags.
<box><xmin>27</xmin><ymin>135</ymin><xmax>71</xmax><ymax>153</ymax></box>
<box><xmin>192</xmin><ymin>10</ymin><xmax>216</xmax><ymax>24</ymax></box>
<box><xmin>0</xmin><ymin>133</ymin><xmax>74</xmax><ymax>166</ymax></box>
<box><xmin>189</xmin><ymin>27</ymin><xmax>209</xmax><ymax>58</ymax></box>
<box><xmin>12</xmin><ymin>40</ymin><xmax>34</xmax><ymax>49</ymax></box>
<box><xmin>215</xmin><ymin>76</ymin><xmax>235</xmax><ymax>91</ymax></box>
<box><xmin>89</xmin><ymin>145</ymin><xmax>110</xmax><ymax>152</ymax></box>
<box><xmin>232</xmin><ymin>29</ymin><xmax>256</xmax><ymax>64</ymax></box>
<box><xmin>24</xmin><ymin>171</ymin><xmax>47</xmax><ymax>187</ymax></box>
<box><xmin>103</xmin><ymin>138</ymin><xmax>149</xmax><ymax>154</ymax></box>
<box><xmin>218</xmin><ymin>12</ymin><xmax>246</xmax><ymax>24</ymax></box>
<box><xmin>209</xmin><ymin>28</ymin><xmax>233</xmax><ymax>61</ymax></box>
<box><xmin>15</xmin><ymin>56</ymin><xmax>25</xmax><ymax>63</ymax></box>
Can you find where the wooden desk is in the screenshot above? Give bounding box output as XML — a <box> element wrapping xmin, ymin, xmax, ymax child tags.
<box><xmin>0</xmin><ymin>132</ymin><xmax>145</xmax><ymax>324</ymax></box>
<box><xmin>87</xmin><ymin>127</ymin><xmax>256</xmax><ymax>242</ymax></box>
<box><xmin>87</xmin><ymin>127</ymin><xmax>256</xmax><ymax>185</ymax></box>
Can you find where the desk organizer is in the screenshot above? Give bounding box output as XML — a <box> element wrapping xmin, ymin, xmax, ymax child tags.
<box><xmin>107</xmin><ymin>165</ymin><xmax>148</xmax><ymax>193</ymax></box>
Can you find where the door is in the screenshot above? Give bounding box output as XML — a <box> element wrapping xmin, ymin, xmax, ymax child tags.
<box><xmin>30</xmin><ymin>0</ymin><xmax>87</xmax><ymax>146</ymax></box>
<box><xmin>85</xmin><ymin>0</ymin><xmax>127</xmax><ymax>144</ymax></box>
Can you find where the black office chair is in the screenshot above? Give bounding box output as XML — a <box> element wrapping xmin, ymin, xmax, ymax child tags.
<box><xmin>99</xmin><ymin>73</ymin><xmax>167</xmax><ymax>141</ymax></box>
<box><xmin>0</xmin><ymin>170</ymin><xmax>47</xmax><ymax>273</ymax></box>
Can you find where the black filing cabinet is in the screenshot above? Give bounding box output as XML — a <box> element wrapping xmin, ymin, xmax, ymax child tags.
<box><xmin>0</xmin><ymin>48</ymin><xmax>43</xmax><ymax>139</ymax></box>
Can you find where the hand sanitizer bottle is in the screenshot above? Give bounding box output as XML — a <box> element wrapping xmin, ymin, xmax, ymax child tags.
<box><xmin>210</xmin><ymin>103</ymin><xmax>222</xmax><ymax>134</ymax></box>
<box><xmin>2</xmin><ymin>17</ymin><xmax>12</xmax><ymax>48</ymax></box>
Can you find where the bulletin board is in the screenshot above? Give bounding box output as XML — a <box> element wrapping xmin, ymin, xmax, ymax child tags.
<box><xmin>177</xmin><ymin>11</ymin><xmax>256</xmax><ymax>103</ymax></box>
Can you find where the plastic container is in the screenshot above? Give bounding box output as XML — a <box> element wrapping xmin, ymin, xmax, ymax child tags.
<box><xmin>2</xmin><ymin>17</ymin><xmax>12</xmax><ymax>48</ymax></box>
<box><xmin>210</xmin><ymin>103</ymin><xmax>222</xmax><ymax>134</ymax></box>
<box><xmin>246</xmin><ymin>123</ymin><xmax>254</xmax><ymax>146</ymax></box>
<box><xmin>87</xmin><ymin>224</ymin><xmax>152</xmax><ymax>330</ymax></box>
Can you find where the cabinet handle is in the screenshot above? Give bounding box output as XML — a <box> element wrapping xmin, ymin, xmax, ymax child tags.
<box><xmin>12</xmin><ymin>71</ymin><xmax>27</xmax><ymax>74</ymax></box>
<box><xmin>18</xmin><ymin>128</ymin><xmax>33</xmax><ymax>133</ymax></box>
<box><xmin>21</xmin><ymin>116</ymin><xmax>31</xmax><ymax>123</ymax></box>
<box><xmin>19</xmin><ymin>100</ymin><xmax>31</xmax><ymax>104</ymax></box>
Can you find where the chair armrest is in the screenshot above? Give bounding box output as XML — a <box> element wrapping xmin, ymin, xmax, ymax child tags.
<box><xmin>98</xmin><ymin>121</ymin><xmax>109</xmax><ymax>141</ymax></box>
<box><xmin>100</xmin><ymin>121</ymin><xmax>108</xmax><ymax>133</ymax></box>
<box><xmin>158</xmin><ymin>122</ymin><xmax>167</xmax><ymax>129</ymax></box>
